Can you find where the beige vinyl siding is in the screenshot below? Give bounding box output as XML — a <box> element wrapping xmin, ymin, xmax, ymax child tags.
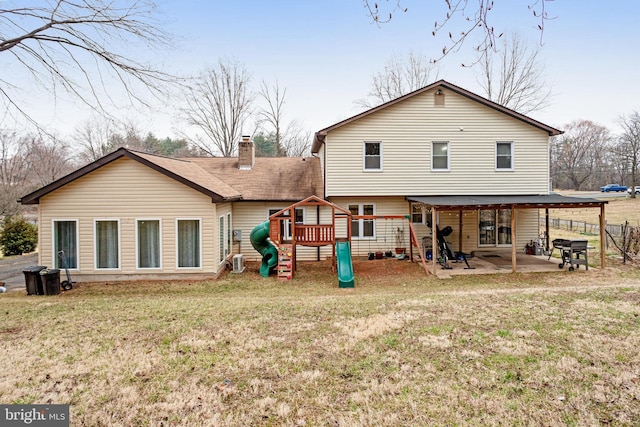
<box><xmin>324</xmin><ymin>88</ymin><xmax>550</xmax><ymax>197</ymax></box>
<box><xmin>329</xmin><ymin>197</ymin><xmax>411</xmax><ymax>257</ymax></box>
<box><xmin>514</xmin><ymin>209</ymin><xmax>539</xmax><ymax>250</ymax></box>
<box><xmin>231</xmin><ymin>202</ymin><xmax>322</xmax><ymax>262</ymax></box>
<box><xmin>38</xmin><ymin>157</ymin><xmax>219</xmax><ymax>280</ymax></box>
<box><xmin>328</xmin><ymin>197</ymin><xmax>540</xmax><ymax>256</ymax></box>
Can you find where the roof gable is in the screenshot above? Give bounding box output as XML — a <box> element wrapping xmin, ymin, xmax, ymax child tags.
<box><xmin>20</xmin><ymin>148</ymin><xmax>324</xmax><ymax>205</ymax></box>
<box><xmin>312</xmin><ymin>79</ymin><xmax>562</xmax><ymax>153</ymax></box>
<box><xmin>19</xmin><ymin>148</ymin><xmax>242</xmax><ymax>205</ymax></box>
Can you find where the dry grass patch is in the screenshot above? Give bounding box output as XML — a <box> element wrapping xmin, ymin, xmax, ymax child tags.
<box><xmin>1</xmin><ymin>263</ymin><xmax>640</xmax><ymax>426</ymax></box>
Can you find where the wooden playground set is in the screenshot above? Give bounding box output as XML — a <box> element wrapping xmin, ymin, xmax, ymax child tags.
<box><xmin>250</xmin><ymin>196</ymin><xmax>430</xmax><ymax>287</ymax></box>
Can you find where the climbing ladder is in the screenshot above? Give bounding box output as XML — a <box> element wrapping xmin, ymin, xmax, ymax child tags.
<box><xmin>277</xmin><ymin>243</ymin><xmax>294</xmax><ymax>281</ymax></box>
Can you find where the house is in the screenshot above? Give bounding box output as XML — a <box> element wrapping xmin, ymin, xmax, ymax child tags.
<box><xmin>311</xmin><ymin>80</ymin><xmax>606</xmax><ymax>271</ymax></box>
<box><xmin>20</xmin><ymin>80</ymin><xmax>607</xmax><ymax>281</ymax></box>
<box><xmin>19</xmin><ymin>138</ymin><xmax>323</xmax><ymax>282</ymax></box>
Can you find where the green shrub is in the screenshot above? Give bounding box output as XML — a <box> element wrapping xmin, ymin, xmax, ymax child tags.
<box><xmin>0</xmin><ymin>215</ymin><xmax>38</xmax><ymax>256</ymax></box>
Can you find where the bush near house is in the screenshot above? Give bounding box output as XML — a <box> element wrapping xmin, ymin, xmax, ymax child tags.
<box><xmin>0</xmin><ymin>215</ymin><xmax>37</xmax><ymax>256</ymax></box>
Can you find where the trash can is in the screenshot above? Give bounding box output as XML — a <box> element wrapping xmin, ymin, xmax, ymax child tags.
<box><xmin>40</xmin><ymin>269</ymin><xmax>61</xmax><ymax>296</ymax></box>
<box><xmin>23</xmin><ymin>266</ymin><xmax>47</xmax><ymax>295</ymax></box>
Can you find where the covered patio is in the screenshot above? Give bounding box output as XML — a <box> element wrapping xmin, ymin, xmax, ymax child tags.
<box><xmin>406</xmin><ymin>194</ymin><xmax>607</xmax><ymax>277</ymax></box>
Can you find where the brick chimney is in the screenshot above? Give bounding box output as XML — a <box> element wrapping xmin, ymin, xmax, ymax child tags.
<box><xmin>238</xmin><ymin>135</ymin><xmax>255</xmax><ymax>170</ymax></box>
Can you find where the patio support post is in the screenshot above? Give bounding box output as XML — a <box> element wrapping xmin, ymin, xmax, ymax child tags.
<box><xmin>458</xmin><ymin>209</ymin><xmax>463</xmax><ymax>252</ymax></box>
<box><xmin>600</xmin><ymin>204</ymin><xmax>606</xmax><ymax>269</ymax></box>
<box><xmin>545</xmin><ymin>208</ymin><xmax>550</xmax><ymax>252</ymax></box>
<box><xmin>408</xmin><ymin>202</ymin><xmax>414</xmax><ymax>261</ymax></box>
<box><xmin>432</xmin><ymin>208</ymin><xmax>438</xmax><ymax>276</ymax></box>
<box><xmin>511</xmin><ymin>207</ymin><xmax>517</xmax><ymax>273</ymax></box>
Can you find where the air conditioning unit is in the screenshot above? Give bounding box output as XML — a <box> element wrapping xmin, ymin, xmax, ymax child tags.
<box><xmin>232</xmin><ymin>254</ymin><xmax>245</xmax><ymax>273</ymax></box>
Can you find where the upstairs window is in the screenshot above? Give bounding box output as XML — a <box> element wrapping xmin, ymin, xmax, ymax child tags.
<box><xmin>496</xmin><ymin>141</ymin><xmax>514</xmax><ymax>170</ymax></box>
<box><xmin>432</xmin><ymin>141</ymin><xmax>449</xmax><ymax>171</ymax></box>
<box><xmin>363</xmin><ymin>141</ymin><xmax>382</xmax><ymax>171</ymax></box>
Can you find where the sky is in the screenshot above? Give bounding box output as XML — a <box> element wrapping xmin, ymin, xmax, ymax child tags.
<box><xmin>11</xmin><ymin>0</ymin><xmax>640</xmax><ymax>141</ymax></box>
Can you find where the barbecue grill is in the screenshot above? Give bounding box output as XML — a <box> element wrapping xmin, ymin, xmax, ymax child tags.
<box><xmin>550</xmin><ymin>239</ymin><xmax>589</xmax><ymax>271</ymax></box>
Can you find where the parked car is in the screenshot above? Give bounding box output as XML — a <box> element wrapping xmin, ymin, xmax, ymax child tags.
<box><xmin>600</xmin><ymin>184</ymin><xmax>628</xmax><ymax>192</ymax></box>
<box><xmin>627</xmin><ymin>186</ymin><xmax>640</xmax><ymax>195</ymax></box>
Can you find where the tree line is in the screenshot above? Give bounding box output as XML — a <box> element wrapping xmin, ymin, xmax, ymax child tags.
<box><xmin>551</xmin><ymin>115</ymin><xmax>640</xmax><ymax>194</ymax></box>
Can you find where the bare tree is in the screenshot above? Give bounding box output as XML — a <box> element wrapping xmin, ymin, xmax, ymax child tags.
<box><xmin>617</xmin><ymin>111</ymin><xmax>640</xmax><ymax>198</ymax></box>
<box><xmin>551</xmin><ymin>120</ymin><xmax>611</xmax><ymax>190</ymax></box>
<box><xmin>356</xmin><ymin>51</ymin><xmax>439</xmax><ymax>109</ymax></box>
<box><xmin>258</xmin><ymin>81</ymin><xmax>287</xmax><ymax>156</ymax></box>
<box><xmin>280</xmin><ymin>120</ymin><xmax>312</xmax><ymax>157</ymax></box>
<box><xmin>258</xmin><ymin>81</ymin><xmax>312</xmax><ymax>157</ymax></box>
<box><xmin>72</xmin><ymin>118</ymin><xmax>120</xmax><ymax>163</ymax></box>
<box><xmin>0</xmin><ymin>1</ymin><xmax>174</xmax><ymax>128</ymax></box>
<box><xmin>23</xmin><ymin>135</ymin><xmax>73</xmax><ymax>187</ymax></box>
<box><xmin>476</xmin><ymin>33</ymin><xmax>551</xmax><ymax>114</ymax></box>
<box><xmin>363</xmin><ymin>1</ymin><xmax>554</xmax><ymax>63</ymax></box>
<box><xmin>0</xmin><ymin>131</ymin><xmax>30</xmax><ymax>216</ymax></box>
<box><xmin>182</xmin><ymin>59</ymin><xmax>254</xmax><ymax>157</ymax></box>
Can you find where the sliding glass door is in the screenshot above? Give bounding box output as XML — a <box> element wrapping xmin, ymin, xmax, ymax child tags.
<box><xmin>479</xmin><ymin>209</ymin><xmax>512</xmax><ymax>247</ymax></box>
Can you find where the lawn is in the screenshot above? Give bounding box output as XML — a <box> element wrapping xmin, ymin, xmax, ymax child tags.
<box><xmin>548</xmin><ymin>193</ymin><xmax>640</xmax><ymax>225</ymax></box>
<box><xmin>1</xmin><ymin>261</ymin><xmax>640</xmax><ymax>426</ymax></box>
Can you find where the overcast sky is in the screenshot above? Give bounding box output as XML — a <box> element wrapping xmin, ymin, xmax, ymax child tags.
<box><xmin>20</xmin><ymin>1</ymin><xmax>640</xmax><ymax>140</ymax></box>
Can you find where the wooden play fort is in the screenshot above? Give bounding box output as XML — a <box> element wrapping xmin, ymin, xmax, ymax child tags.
<box><xmin>268</xmin><ymin>196</ymin><xmax>352</xmax><ymax>281</ymax></box>
<box><xmin>266</xmin><ymin>196</ymin><xmax>431</xmax><ymax>282</ymax></box>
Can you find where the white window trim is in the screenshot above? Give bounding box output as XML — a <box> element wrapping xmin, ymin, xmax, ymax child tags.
<box><xmin>226</xmin><ymin>213</ymin><xmax>232</xmax><ymax>259</ymax></box>
<box><xmin>52</xmin><ymin>218</ymin><xmax>80</xmax><ymax>271</ymax></box>
<box><xmin>411</xmin><ymin>203</ymin><xmax>432</xmax><ymax>225</ymax></box>
<box><xmin>135</xmin><ymin>218</ymin><xmax>162</xmax><ymax>270</ymax></box>
<box><xmin>349</xmin><ymin>203</ymin><xmax>377</xmax><ymax>240</ymax></box>
<box><xmin>431</xmin><ymin>141</ymin><xmax>450</xmax><ymax>171</ymax></box>
<box><xmin>176</xmin><ymin>218</ymin><xmax>202</xmax><ymax>270</ymax></box>
<box><xmin>267</xmin><ymin>207</ymin><xmax>305</xmax><ymax>240</ymax></box>
<box><xmin>363</xmin><ymin>141</ymin><xmax>383</xmax><ymax>172</ymax></box>
<box><xmin>93</xmin><ymin>219</ymin><xmax>121</xmax><ymax>271</ymax></box>
<box><xmin>218</xmin><ymin>216</ymin><xmax>226</xmax><ymax>264</ymax></box>
<box><xmin>496</xmin><ymin>141</ymin><xmax>514</xmax><ymax>171</ymax></box>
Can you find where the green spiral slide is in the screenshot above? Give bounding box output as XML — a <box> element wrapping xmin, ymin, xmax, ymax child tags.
<box><xmin>336</xmin><ymin>241</ymin><xmax>354</xmax><ymax>288</ymax></box>
<box><xmin>250</xmin><ymin>220</ymin><xmax>278</xmax><ymax>277</ymax></box>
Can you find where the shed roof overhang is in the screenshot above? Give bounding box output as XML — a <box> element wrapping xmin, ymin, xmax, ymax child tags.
<box><xmin>406</xmin><ymin>194</ymin><xmax>607</xmax><ymax>211</ymax></box>
<box><xmin>407</xmin><ymin>194</ymin><xmax>608</xmax><ymax>274</ymax></box>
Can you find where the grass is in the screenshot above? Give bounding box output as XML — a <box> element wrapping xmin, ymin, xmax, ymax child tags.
<box><xmin>1</xmin><ymin>262</ymin><xmax>640</xmax><ymax>426</ymax></box>
<box><xmin>548</xmin><ymin>193</ymin><xmax>640</xmax><ymax>225</ymax></box>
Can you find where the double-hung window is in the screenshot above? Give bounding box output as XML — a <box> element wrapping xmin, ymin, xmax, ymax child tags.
<box><xmin>349</xmin><ymin>204</ymin><xmax>375</xmax><ymax>239</ymax></box>
<box><xmin>432</xmin><ymin>141</ymin><xmax>449</xmax><ymax>171</ymax></box>
<box><xmin>136</xmin><ymin>219</ymin><xmax>161</xmax><ymax>269</ymax></box>
<box><xmin>411</xmin><ymin>203</ymin><xmax>432</xmax><ymax>225</ymax></box>
<box><xmin>177</xmin><ymin>219</ymin><xmax>201</xmax><ymax>268</ymax></box>
<box><xmin>496</xmin><ymin>141</ymin><xmax>514</xmax><ymax>170</ymax></box>
<box><xmin>53</xmin><ymin>220</ymin><xmax>78</xmax><ymax>269</ymax></box>
<box><xmin>363</xmin><ymin>141</ymin><xmax>382</xmax><ymax>171</ymax></box>
<box><xmin>95</xmin><ymin>220</ymin><xmax>119</xmax><ymax>269</ymax></box>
